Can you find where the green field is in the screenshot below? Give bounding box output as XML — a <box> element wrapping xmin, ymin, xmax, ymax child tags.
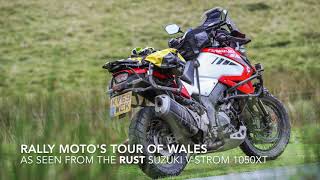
<box><xmin>117</xmin><ymin>143</ymin><xmax>320</xmax><ymax>180</ymax></box>
<box><xmin>1</xmin><ymin>0</ymin><xmax>320</xmax><ymax>95</ymax></box>
<box><xmin>0</xmin><ymin>0</ymin><xmax>320</xmax><ymax>179</ymax></box>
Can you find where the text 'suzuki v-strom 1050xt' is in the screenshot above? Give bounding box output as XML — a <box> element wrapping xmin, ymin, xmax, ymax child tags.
<box><xmin>103</xmin><ymin>8</ymin><xmax>290</xmax><ymax>179</ymax></box>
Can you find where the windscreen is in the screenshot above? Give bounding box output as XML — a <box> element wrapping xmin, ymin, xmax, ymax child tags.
<box><xmin>201</xmin><ymin>7</ymin><xmax>239</xmax><ymax>31</ymax></box>
<box><xmin>200</xmin><ymin>7</ymin><xmax>223</xmax><ymax>27</ymax></box>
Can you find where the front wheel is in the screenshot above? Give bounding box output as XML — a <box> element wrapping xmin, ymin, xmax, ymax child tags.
<box><xmin>129</xmin><ymin>107</ymin><xmax>187</xmax><ymax>179</ymax></box>
<box><xmin>240</xmin><ymin>94</ymin><xmax>291</xmax><ymax>160</ymax></box>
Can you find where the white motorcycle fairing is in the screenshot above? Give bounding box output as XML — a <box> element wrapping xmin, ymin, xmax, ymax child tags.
<box><xmin>181</xmin><ymin>52</ymin><xmax>244</xmax><ymax>96</ymax></box>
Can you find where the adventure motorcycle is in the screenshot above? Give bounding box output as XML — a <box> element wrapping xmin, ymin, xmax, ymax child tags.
<box><xmin>103</xmin><ymin>8</ymin><xmax>290</xmax><ymax>178</ymax></box>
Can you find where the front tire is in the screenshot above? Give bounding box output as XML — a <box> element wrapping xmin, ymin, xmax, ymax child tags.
<box><xmin>129</xmin><ymin>107</ymin><xmax>187</xmax><ymax>179</ymax></box>
<box><xmin>240</xmin><ymin>94</ymin><xmax>291</xmax><ymax>160</ymax></box>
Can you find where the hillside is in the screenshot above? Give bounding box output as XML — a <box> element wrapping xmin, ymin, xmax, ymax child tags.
<box><xmin>0</xmin><ymin>0</ymin><xmax>319</xmax><ymax>95</ymax></box>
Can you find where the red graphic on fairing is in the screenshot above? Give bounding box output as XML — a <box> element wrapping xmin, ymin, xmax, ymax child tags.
<box><xmin>202</xmin><ymin>47</ymin><xmax>243</xmax><ymax>63</ymax></box>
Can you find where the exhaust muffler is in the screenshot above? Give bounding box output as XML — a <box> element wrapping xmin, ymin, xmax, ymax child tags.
<box><xmin>155</xmin><ymin>95</ymin><xmax>199</xmax><ymax>137</ymax></box>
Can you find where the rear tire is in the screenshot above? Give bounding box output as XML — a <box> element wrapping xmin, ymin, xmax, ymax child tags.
<box><xmin>240</xmin><ymin>94</ymin><xmax>291</xmax><ymax>160</ymax></box>
<box><xmin>129</xmin><ymin>107</ymin><xmax>187</xmax><ymax>179</ymax></box>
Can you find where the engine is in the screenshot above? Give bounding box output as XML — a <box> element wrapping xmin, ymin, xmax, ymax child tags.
<box><xmin>213</xmin><ymin>101</ymin><xmax>247</xmax><ymax>151</ymax></box>
<box><xmin>153</xmin><ymin>87</ymin><xmax>248</xmax><ymax>153</ymax></box>
<box><xmin>217</xmin><ymin>101</ymin><xmax>238</xmax><ymax>135</ymax></box>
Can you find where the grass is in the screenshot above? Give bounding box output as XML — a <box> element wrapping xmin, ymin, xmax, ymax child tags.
<box><xmin>0</xmin><ymin>91</ymin><xmax>126</xmax><ymax>179</ymax></box>
<box><xmin>0</xmin><ymin>89</ymin><xmax>319</xmax><ymax>179</ymax></box>
<box><xmin>0</xmin><ymin>0</ymin><xmax>320</xmax><ymax>179</ymax></box>
<box><xmin>1</xmin><ymin>0</ymin><xmax>320</xmax><ymax>94</ymax></box>
<box><xmin>116</xmin><ymin>143</ymin><xmax>320</xmax><ymax>180</ymax></box>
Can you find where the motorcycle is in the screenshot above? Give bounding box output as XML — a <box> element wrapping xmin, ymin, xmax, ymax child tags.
<box><xmin>103</xmin><ymin>8</ymin><xmax>290</xmax><ymax>178</ymax></box>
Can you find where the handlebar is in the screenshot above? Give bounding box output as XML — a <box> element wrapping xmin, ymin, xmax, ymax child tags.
<box><xmin>215</xmin><ymin>32</ymin><xmax>251</xmax><ymax>46</ymax></box>
<box><xmin>168</xmin><ymin>20</ymin><xmax>251</xmax><ymax>51</ymax></box>
<box><xmin>228</xmin><ymin>35</ymin><xmax>251</xmax><ymax>45</ymax></box>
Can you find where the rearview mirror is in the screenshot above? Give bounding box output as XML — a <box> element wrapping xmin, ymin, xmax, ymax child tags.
<box><xmin>165</xmin><ymin>24</ymin><xmax>181</xmax><ymax>35</ymax></box>
<box><xmin>220</xmin><ymin>9</ymin><xmax>228</xmax><ymax>22</ymax></box>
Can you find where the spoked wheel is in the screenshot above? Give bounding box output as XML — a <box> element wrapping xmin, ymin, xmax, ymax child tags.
<box><xmin>129</xmin><ymin>107</ymin><xmax>187</xmax><ymax>179</ymax></box>
<box><xmin>240</xmin><ymin>94</ymin><xmax>291</xmax><ymax>160</ymax></box>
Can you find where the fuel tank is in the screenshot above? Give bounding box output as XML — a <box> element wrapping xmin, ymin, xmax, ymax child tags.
<box><xmin>189</xmin><ymin>47</ymin><xmax>254</xmax><ymax>96</ymax></box>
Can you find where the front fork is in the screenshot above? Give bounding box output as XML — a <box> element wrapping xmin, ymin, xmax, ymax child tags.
<box><xmin>258</xmin><ymin>99</ymin><xmax>273</xmax><ymax>132</ymax></box>
<box><xmin>253</xmin><ymin>65</ymin><xmax>272</xmax><ymax>129</ymax></box>
<box><xmin>247</xmin><ymin>95</ymin><xmax>272</xmax><ymax>132</ymax></box>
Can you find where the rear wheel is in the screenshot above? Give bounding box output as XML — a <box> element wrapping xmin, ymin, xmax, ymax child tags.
<box><xmin>240</xmin><ymin>94</ymin><xmax>290</xmax><ymax>160</ymax></box>
<box><xmin>129</xmin><ymin>107</ymin><xmax>187</xmax><ymax>179</ymax></box>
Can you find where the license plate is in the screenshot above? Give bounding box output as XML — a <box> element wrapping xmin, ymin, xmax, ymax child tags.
<box><xmin>110</xmin><ymin>91</ymin><xmax>132</xmax><ymax>117</ymax></box>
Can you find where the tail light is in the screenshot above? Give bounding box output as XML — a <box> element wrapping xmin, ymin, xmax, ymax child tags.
<box><xmin>114</xmin><ymin>73</ymin><xmax>128</xmax><ymax>83</ymax></box>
